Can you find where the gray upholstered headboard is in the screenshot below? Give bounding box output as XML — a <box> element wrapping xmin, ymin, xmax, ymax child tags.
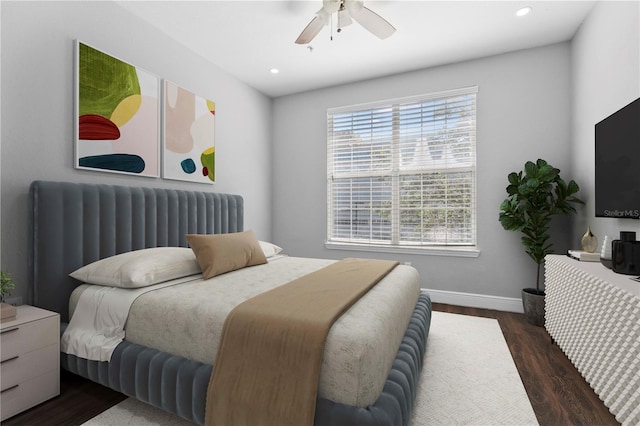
<box><xmin>29</xmin><ymin>180</ymin><xmax>243</xmax><ymax>322</ymax></box>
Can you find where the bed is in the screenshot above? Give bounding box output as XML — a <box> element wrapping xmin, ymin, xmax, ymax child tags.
<box><xmin>29</xmin><ymin>180</ymin><xmax>432</xmax><ymax>425</ymax></box>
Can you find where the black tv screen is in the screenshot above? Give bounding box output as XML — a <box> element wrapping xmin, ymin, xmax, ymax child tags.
<box><xmin>595</xmin><ymin>97</ymin><xmax>640</xmax><ymax>218</ymax></box>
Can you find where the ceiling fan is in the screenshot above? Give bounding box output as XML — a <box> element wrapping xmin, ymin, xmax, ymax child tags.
<box><xmin>295</xmin><ymin>0</ymin><xmax>396</xmax><ymax>44</ymax></box>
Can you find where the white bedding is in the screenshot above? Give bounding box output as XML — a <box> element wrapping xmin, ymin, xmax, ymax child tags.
<box><xmin>62</xmin><ymin>274</ymin><xmax>202</xmax><ymax>361</ymax></box>
<box><xmin>66</xmin><ymin>256</ymin><xmax>420</xmax><ymax>407</ymax></box>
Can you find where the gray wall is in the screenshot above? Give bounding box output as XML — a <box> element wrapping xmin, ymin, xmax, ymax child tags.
<box><xmin>272</xmin><ymin>43</ymin><xmax>575</xmax><ymax>301</ymax></box>
<box><xmin>570</xmin><ymin>1</ymin><xmax>640</xmax><ymax>248</ymax></box>
<box><xmin>0</xmin><ymin>1</ymin><xmax>273</xmax><ymax>303</ymax></box>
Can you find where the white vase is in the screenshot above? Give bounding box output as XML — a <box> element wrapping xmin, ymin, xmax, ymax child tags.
<box><xmin>600</xmin><ymin>235</ymin><xmax>612</xmax><ymax>259</ymax></box>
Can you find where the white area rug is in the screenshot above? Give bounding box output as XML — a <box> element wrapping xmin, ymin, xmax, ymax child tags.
<box><xmin>411</xmin><ymin>312</ymin><xmax>538</xmax><ymax>425</ymax></box>
<box><xmin>82</xmin><ymin>312</ymin><xmax>538</xmax><ymax>426</ymax></box>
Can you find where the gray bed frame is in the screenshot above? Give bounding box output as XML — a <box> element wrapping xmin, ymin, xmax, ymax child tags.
<box><xmin>29</xmin><ymin>180</ymin><xmax>431</xmax><ymax>425</ymax></box>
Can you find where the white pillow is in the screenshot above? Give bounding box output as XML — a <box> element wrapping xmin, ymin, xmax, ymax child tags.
<box><xmin>258</xmin><ymin>241</ymin><xmax>283</xmax><ymax>258</ymax></box>
<box><xmin>69</xmin><ymin>247</ymin><xmax>201</xmax><ymax>288</ymax></box>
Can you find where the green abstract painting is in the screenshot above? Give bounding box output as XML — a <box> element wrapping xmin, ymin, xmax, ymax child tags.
<box><xmin>75</xmin><ymin>41</ymin><xmax>159</xmax><ymax>177</ymax></box>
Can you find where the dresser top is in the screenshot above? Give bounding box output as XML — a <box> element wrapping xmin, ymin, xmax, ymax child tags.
<box><xmin>547</xmin><ymin>254</ymin><xmax>640</xmax><ymax>298</ymax></box>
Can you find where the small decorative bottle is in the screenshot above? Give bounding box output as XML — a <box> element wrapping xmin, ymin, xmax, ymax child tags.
<box><xmin>600</xmin><ymin>235</ymin><xmax>612</xmax><ymax>259</ymax></box>
<box><xmin>581</xmin><ymin>226</ymin><xmax>598</xmax><ymax>253</ymax></box>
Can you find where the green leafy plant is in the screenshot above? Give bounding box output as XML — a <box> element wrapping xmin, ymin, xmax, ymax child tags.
<box><xmin>1</xmin><ymin>271</ymin><xmax>16</xmax><ymax>302</ymax></box>
<box><xmin>499</xmin><ymin>159</ymin><xmax>583</xmax><ymax>292</ymax></box>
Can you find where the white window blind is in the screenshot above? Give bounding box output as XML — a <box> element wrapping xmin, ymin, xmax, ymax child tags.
<box><xmin>327</xmin><ymin>87</ymin><xmax>477</xmax><ymax>250</ymax></box>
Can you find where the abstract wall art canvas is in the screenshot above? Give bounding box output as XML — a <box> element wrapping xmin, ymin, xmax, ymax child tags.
<box><xmin>75</xmin><ymin>41</ymin><xmax>160</xmax><ymax>177</ymax></box>
<box><xmin>163</xmin><ymin>80</ymin><xmax>215</xmax><ymax>184</ymax></box>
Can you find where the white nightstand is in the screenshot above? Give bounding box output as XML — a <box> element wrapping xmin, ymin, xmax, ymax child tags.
<box><xmin>0</xmin><ymin>305</ymin><xmax>60</xmax><ymax>421</ymax></box>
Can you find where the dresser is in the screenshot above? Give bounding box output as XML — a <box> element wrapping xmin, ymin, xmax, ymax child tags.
<box><xmin>0</xmin><ymin>305</ymin><xmax>60</xmax><ymax>421</ymax></box>
<box><xmin>544</xmin><ymin>255</ymin><xmax>640</xmax><ymax>426</ymax></box>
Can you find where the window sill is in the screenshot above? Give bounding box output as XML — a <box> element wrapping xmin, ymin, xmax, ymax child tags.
<box><xmin>325</xmin><ymin>242</ymin><xmax>480</xmax><ymax>258</ymax></box>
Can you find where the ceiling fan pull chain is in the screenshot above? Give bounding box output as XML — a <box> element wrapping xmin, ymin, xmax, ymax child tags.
<box><xmin>330</xmin><ymin>12</ymin><xmax>334</xmax><ymax>41</ymax></box>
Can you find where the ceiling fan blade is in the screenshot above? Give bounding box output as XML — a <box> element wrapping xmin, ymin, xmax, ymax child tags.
<box><xmin>295</xmin><ymin>16</ymin><xmax>325</xmax><ymax>44</ymax></box>
<box><xmin>351</xmin><ymin>6</ymin><xmax>396</xmax><ymax>39</ymax></box>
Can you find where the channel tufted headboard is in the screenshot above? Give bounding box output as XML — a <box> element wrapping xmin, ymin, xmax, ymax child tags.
<box><xmin>29</xmin><ymin>180</ymin><xmax>244</xmax><ymax>322</ymax></box>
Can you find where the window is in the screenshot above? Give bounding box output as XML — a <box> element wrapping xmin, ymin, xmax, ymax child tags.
<box><xmin>326</xmin><ymin>87</ymin><xmax>477</xmax><ymax>255</ymax></box>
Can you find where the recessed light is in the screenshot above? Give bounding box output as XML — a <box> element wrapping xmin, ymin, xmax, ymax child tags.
<box><xmin>270</xmin><ymin>68</ymin><xmax>280</xmax><ymax>74</ymax></box>
<box><xmin>516</xmin><ymin>6</ymin><xmax>532</xmax><ymax>17</ymax></box>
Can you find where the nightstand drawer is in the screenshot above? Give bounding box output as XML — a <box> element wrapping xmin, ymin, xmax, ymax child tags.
<box><xmin>0</xmin><ymin>344</ymin><xmax>59</xmax><ymax>389</ymax></box>
<box><xmin>0</xmin><ymin>369</ymin><xmax>59</xmax><ymax>421</ymax></box>
<box><xmin>0</xmin><ymin>315</ymin><xmax>58</xmax><ymax>359</ymax></box>
<box><xmin>0</xmin><ymin>306</ymin><xmax>60</xmax><ymax>421</ymax></box>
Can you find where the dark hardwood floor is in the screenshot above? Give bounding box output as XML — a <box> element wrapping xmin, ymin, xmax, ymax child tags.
<box><xmin>3</xmin><ymin>304</ymin><xmax>619</xmax><ymax>426</ymax></box>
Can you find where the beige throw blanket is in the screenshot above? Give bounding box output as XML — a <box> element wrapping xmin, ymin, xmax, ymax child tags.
<box><xmin>205</xmin><ymin>258</ymin><xmax>399</xmax><ymax>426</ymax></box>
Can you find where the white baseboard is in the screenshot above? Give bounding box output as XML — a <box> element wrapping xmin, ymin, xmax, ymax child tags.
<box><xmin>422</xmin><ymin>288</ymin><xmax>524</xmax><ymax>313</ymax></box>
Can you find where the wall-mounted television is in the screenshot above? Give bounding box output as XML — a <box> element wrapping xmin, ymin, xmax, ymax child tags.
<box><xmin>595</xmin><ymin>97</ymin><xmax>640</xmax><ymax>219</ymax></box>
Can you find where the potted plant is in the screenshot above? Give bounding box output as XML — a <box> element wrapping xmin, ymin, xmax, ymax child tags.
<box><xmin>1</xmin><ymin>270</ymin><xmax>17</xmax><ymax>322</ymax></box>
<box><xmin>499</xmin><ymin>159</ymin><xmax>583</xmax><ymax>326</ymax></box>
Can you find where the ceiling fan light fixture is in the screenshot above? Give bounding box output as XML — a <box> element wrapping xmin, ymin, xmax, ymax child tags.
<box><xmin>295</xmin><ymin>0</ymin><xmax>395</xmax><ymax>44</ymax></box>
<box><xmin>317</xmin><ymin>8</ymin><xmax>331</xmax><ymax>25</ymax></box>
<box><xmin>337</xmin><ymin>8</ymin><xmax>353</xmax><ymax>30</ymax></box>
<box><xmin>322</xmin><ymin>0</ymin><xmax>341</xmax><ymax>14</ymax></box>
<box><xmin>345</xmin><ymin>0</ymin><xmax>365</xmax><ymax>15</ymax></box>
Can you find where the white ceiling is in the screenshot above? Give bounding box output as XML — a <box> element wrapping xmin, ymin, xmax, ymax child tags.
<box><xmin>115</xmin><ymin>0</ymin><xmax>596</xmax><ymax>98</ymax></box>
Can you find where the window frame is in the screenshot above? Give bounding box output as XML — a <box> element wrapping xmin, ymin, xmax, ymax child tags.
<box><xmin>325</xmin><ymin>86</ymin><xmax>479</xmax><ymax>257</ymax></box>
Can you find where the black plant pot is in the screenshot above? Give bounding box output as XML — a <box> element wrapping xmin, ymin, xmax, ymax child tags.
<box><xmin>522</xmin><ymin>288</ymin><xmax>545</xmax><ymax>327</ymax></box>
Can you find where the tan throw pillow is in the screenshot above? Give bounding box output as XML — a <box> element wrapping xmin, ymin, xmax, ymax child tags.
<box><xmin>186</xmin><ymin>230</ymin><xmax>267</xmax><ymax>279</ymax></box>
